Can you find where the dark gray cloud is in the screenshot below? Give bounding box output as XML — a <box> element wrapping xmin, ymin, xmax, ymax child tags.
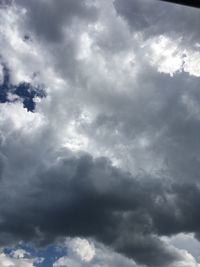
<box><xmin>0</xmin><ymin>150</ymin><xmax>199</xmax><ymax>266</ymax></box>
<box><xmin>0</xmin><ymin>0</ymin><xmax>13</xmax><ymax>7</ymax></box>
<box><xmin>114</xmin><ymin>0</ymin><xmax>200</xmax><ymax>46</ymax></box>
<box><xmin>0</xmin><ymin>153</ymin><xmax>168</xmax><ymax>266</ymax></box>
<box><xmin>16</xmin><ymin>0</ymin><xmax>98</xmax><ymax>42</ymax></box>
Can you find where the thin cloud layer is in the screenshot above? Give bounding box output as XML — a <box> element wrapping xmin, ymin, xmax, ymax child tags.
<box><xmin>0</xmin><ymin>0</ymin><xmax>200</xmax><ymax>266</ymax></box>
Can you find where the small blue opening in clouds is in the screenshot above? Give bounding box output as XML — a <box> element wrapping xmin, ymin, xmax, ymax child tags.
<box><xmin>3</xmin><ymin>243</ymin><xmax>67</xmax><ymax>267</ymax></box>
<box><xmin>0</xmin><ymin>64</ymin><xmax>46</xmax><ymax>112</ymax></box>
<box><xmin>15</xmin><ymin>82</ymin><xmax>46</xmax><ymax>112</ymax></box>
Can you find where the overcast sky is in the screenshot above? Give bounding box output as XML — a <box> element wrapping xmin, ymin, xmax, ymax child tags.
<box><xmin>1</xmin><ymin>0</ymin><xmax>200</xmax><ymax>266</ymax></box>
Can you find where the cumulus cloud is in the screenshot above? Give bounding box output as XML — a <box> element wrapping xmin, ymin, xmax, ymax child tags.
<box><xmin>0</xmin><ymin>249</ymin><xmax>40</xmax><ymax>267</ymax></box>
<box><xmin>0</xmin><ymin>0</ymin><xmax>200</xmax><ymax>266</ymax></box>
<box><xmin>67</xmin><ymin>238</ymin><xmax>95</xmax><ymax>262</ymax></box>
<box><xmin>53</xmin><ymin>238</ymin><xmax>141</xmax><ymax>267</ymax></box>
<box><xmin>53</xmin><ymin>237</ymin><xmax>200</xmax><ymax>267</ymax></box>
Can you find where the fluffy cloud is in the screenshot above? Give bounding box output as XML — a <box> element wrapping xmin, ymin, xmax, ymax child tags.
<box><xmin>53</xmin><ymin>237</ymin><xmax>200</xmax><ymax>267</ymax></box>
<box><xmin>0</xmin><ymin>0</ymin><xmax>200</xmax><ymax>267</ymax></box>
<box><xmin>53</xmin><ymin>238</ymin><xmax>141</xmax><ymax>267</ymax></box>
<box><xmin>67</xmin><ymin>238</ymin><xmax>95</xmax><ymax>262</ymax></box>
<box><xmin>0</xmin><ymin>249</ymin><xmax>40</xmax><ymax>267</ymax></box>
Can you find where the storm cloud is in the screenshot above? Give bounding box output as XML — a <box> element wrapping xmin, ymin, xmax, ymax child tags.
<box><xmin>1</xmin><ymin>0</ymin><xmax>200</xmax><ymax>266</ymax></box>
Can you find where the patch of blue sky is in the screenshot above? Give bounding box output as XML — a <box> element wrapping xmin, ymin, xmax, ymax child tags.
<box><xmin>3</xmin><ymin>243</ymin><xmax>67</xmax><ymax>267</ymax></box>
<box><xmin>0</xmin><ymin>64</ymin><xmax>45</xmax><ymax>112</ymax></box>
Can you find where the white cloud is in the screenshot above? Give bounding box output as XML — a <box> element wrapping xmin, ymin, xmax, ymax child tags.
<box><xmin>67</xmin><ymin>238</ymin><xmax>95</xmax><ymax>262</ymax></box>
<box><xmin>146</xmin><ymin>34</ymin><xmax>200</xmax><ymax>77</ymax></box>
<box><xmin>0</xmin><ymin>250</ymin><xmax>39</xmax><ymax>267</ymax></box>
<box><xmin>53</xmin><ymin>238</ymin><xmax>140</xmax><ymax>267</ymax></box>
<box><xmin>0</xmin><ymin>102</ymin><xmax>44</xmax><ymax>132</ymax></box>
<box><xmin>147</xmin><ymin>35</ymin><xmax>184</xmax><ymax>76</ymax></box>
<box><xmin>53</xmin><ymin>257</ymin><xmax>79</xmax><ymax>267</ymax></box>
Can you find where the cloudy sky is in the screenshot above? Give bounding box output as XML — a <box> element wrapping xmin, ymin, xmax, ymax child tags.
<box><xmin>1</xmin><ymin>0</ymin><xmax>200</xmax><ymax>266</ymax></box>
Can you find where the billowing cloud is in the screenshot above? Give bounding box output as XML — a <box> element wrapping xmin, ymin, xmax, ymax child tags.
<box><xmin>53</xmin><ymin>237</ymin><xmax>200</xmax><ymax>267</ymax></box>
<box><xmin>53</xmin><ymin>238</ymin><xmax>141</xmax><ymax>267</ymax></box>
<box><xmin>0</xmin><ymin>0</ymin><xmax>200</xmax><ymax>266</ymax></box>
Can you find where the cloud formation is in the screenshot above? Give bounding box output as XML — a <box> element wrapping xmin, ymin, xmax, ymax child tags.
<box><xmin>0</xmin><ymin>249</ymin><xmax>40</xmax><ymax>267</ymax></box>
<box><xmin>1</xmin><ymin>0</ymin><xmax>200</xmax><ymax>266</ymax></box>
